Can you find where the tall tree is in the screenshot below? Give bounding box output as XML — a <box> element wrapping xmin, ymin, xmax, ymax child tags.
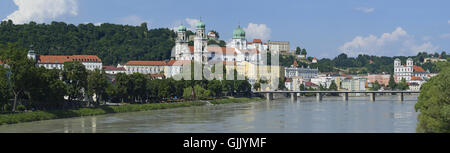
<box><xmin>388</xmin><ymin>74</ymin><xmax>397</xmax><ymax>90</ymax></box>
<box><xmin>415</xmin><ymin>67</ymin><xmax>450</xmax><ymax>133</ymax></box>
<box><xmin>370</xmin><ymin>80</ymin><xmax>381</xmax><ymax>91</ymax></box>
<box><xmin>0</xmin><ymin>43</ymin><xmax>36</xmax><ymax>111</ymax></box>
<box><xmin>296</xmin><ymin>47</ymin><xmax>301</xmax><ymax>55</ymax></box>
<box><xmin>301</xmin><ymin>48</ymin><xmax>307</xmax><ymax>56</ymax></box>
<box><xmin>88</xmin><ymin>69</ymin><xmax>109</xmax><ymax>105</ymax></box>
<box><xmin>62</xmin><ymin>61</ymin><xmax>88</xmax><ymax>103</ymax></box>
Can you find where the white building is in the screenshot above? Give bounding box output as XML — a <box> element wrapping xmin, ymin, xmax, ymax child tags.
<box><xmin>285</xmin><ymin>61</ymin><xmax>318</xmax><ymax>79</ymax></box>
<box><xmin>394</xmin><ymin>58</ymin><xmax>429</xmax><ymax>82</ymax></box>
<box><xmin>394</xmin><ymin>58</ymin><xmax>414</xmax><ymax>81</ymax></box>
<box><xmin>173</xmin><ymin>22</ymin><xmax>265</xmax><ymax>64</ymax></box>
<box><xmin>103</xmin><ymin>66</ymin><xmax>126</xmax><ymax>74</ymax></box>
<box><xmin>123</xmin><ymin>61</ymin><xmax>167</xmax><ymax>75</ymax></box>
<box><xmin>27</xmin><ymin>50</ymin><xmax>102</xmax><ymax>71</ymax></box>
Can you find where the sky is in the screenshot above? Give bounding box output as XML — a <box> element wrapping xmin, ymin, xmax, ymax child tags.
<box><xmin>0</xmin><ymin>0</ymin><xmax>449</xmax><ymax>58</ymax></box>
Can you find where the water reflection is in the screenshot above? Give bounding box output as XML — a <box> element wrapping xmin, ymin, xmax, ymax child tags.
<box><xmin>0</xmin><ymin>95</ymin><xmax>419</xmax><ymax>133</ymax></box>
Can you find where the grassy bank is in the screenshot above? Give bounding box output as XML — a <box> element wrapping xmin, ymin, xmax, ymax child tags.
<box><xmin>0</xmin><ymin>97</ymin><xmax>263</xmax><ymax>125</ymax></box>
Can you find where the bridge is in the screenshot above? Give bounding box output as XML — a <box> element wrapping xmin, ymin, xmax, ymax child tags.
<box><xmin>254</xmin><ymin>91</ymin><xmax>421</xmax><ymax>102</ymax></box>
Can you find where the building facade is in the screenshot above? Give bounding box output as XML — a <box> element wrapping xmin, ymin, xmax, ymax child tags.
<box><xmin>27</xmin><ymin>50</ymin><xmax>102</xmax><ymax>71</ymax></box>
<box><xmin>285</xmin><ymin>61</ymin><xmax>319</xmax><ymax>79</ymax></box>
<box><xmin>123</xmin><ymin>61</ymin><xmax>167</xmax><ymax>75</ymax></box>
<box><xmin>268</xmin><ymin>41</ymin><xmax>290</xmax><ymax>54</ymax></box>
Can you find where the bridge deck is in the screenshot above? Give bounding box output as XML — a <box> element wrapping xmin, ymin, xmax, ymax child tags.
<box><xmin>255</xmin><ymin>91</ymin><xmax>420</xmax><ymax>94</ymax></box>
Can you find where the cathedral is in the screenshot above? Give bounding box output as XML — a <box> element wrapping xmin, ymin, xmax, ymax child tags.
<box><xmin>172</xmin><ymin>21</ymin><xmax>267</xmax><ymax>64</ymax></box>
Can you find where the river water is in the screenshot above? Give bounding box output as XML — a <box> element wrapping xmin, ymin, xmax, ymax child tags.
<box><xmin>0</xmin><ymin>95</ymin><xmax>419</xmax><ymax>133</ymax></box>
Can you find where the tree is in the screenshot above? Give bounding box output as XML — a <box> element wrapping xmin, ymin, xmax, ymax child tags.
<box><xmin>328</xmin><ymin>80</ymin><xmax>338</xmax><ymax>96</ymax></box>
<box><xmin>388</xmin><ymin>74</ymin><xmax>397</xmax><ymax>90</ymax></box>
<box><xmin>441</xmin><ymin>51</ymin><xmax>447</xmax><ymax>59</ymax></box>
<box><xmin>235</xmin><ymin>80</ymin><xmax>252</xmax><ymax>96</ymax></box>
<box><xmin>0</xmin><ymin>21</ymin><xmax>177</xmax><ymax>66</ymax></box>
<box><xmin>129</xmin><ymin>73</ymin><xmax>148</xmax><ymax>103</ymax></box>
<box><xmin>88</xmin><ymin>69</ymin><xmax>109</xmax><ymax>105</ymax></box>
<box><xmin>208</xmin><ymin>80</ymin><xmax>222</xmax><ymax>98</ymax></box>
<box><xmin>113</xmin><ymin>73</ymin><xmax>129</xmax><ymax>103</ymax></box>
<box><xmin>0</xmin><ymin>43</ymin><xmax>36</xmax><ymax>111</ymax></box>
<box><xmin>415</xmin><ymin>67</ymin><xmax>450</xmax><ymax>133</ymax></box>
<box><xmin>295</xmin><ymin>47</ymin><xmax>301</xmax><ymax>55</ymax></box>
<box><xmin>0</xmin><ymin>66</ymin><xmax>11</xmax><ymax>111</ymax></box>
<box><xmin>183</xmin><ymin>85</ymin><xmax>210</xmax><ymax>100</ymax></box>
<box><xmin>370</xmin><ymin>81</ymin><xmax>381</xmax><ymax>91</ymax></box>
<box><xmin>397</xmin><ymin>78</ymin><xmax>409</xmax><ymax>91</ymax></box>
<box><xmin>301</xmin><ymin>48</ymin><xmax>307</xmax><ymax>56</ymax></box>
<box><xmin>299</xmin><ymin>84</ymin><xmax>306</xmax><ymax>96</ymax></box>
<box><xmin>62</xmin><ymin>61</ymin><xmax>88</xmax><ymax>103</ymax></box>
<box><xmin>253</xmin><ymin>81</ymin><xmax>261</xmax><ymax>91</ymax></box>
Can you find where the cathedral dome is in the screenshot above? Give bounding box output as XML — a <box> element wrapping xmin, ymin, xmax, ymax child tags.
<box><xmin>233</xmin><ymin>26</ymin><xmax>246</xmax><ymax>39</ymax></box>
<box><xmin>196</xmin><ymin>21</ymin><xmax>205</xmax><ymax>29</ymax></box>
<box><xmin>177</xmin><ymin>25</ymin><xmax>186</xmax><ymax>32</ymax></box>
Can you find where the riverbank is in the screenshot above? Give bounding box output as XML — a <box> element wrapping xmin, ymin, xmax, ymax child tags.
<box><xmin>0</xmin><ymin>97</ymin><xmax>263</xmax><ymax>125</ymax></box>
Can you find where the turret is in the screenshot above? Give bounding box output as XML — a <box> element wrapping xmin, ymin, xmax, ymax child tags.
<box><xmin>27</xmin><ymin>49</ymin><xmax>36</xmax><ymax>61</ymax></box>
<box><xmin>394</xmin><ymin>58</ymin><xmax>401</xmax><ymax>67</ymax></box>
<box><xmin>406</xmin><ymin>58</ymin><xmax>413</xmax><ymax>67</ymax></box>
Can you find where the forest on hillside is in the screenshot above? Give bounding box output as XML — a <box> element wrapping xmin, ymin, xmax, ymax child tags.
<box><xmin>0</xmin><ymin>20</ymin><xmax>176</xmax><ymax>66</ymax></box>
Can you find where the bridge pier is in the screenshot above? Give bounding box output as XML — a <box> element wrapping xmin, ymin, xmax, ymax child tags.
<box><xmin>316</xmin><ymin>93</ymin><xmax>323</xmax><ymax>102</ymax></box>
<box><xmin>290</xmin><ymin>93</ymin><xmax>297</xmax><ymax>102</ymax></box>
<box><xmin>343</xmin><ymin>93</ymin><xmax>349</xmax><ymax>101</ymax></box>
<box><xmin>370</xmin><ymin>93</ymin><xmax>376</xmax><ymax>101</ymax></box>
<box><xmin>266</xmin><ymin>93</ymin><xmax>274</xmax><ymax>101</ymax></box>
<box><xmin>399</xmin><ymin>93</ymin><xmax>404</xmax><ymax>101</ymax></box>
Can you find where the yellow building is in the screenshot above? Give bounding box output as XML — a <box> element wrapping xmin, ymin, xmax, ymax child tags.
<box><xmin>224</xmin><ymin>61</ymin><xmax>284</xmax><ymax>91</ymax></box>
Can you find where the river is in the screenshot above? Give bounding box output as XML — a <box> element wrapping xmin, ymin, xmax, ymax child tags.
<box><xmin>0</xmin><ymin>95</ymin><xmax>419</xmax><ymax>133</ymax></box>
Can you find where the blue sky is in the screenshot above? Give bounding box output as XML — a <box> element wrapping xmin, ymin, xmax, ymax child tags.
<box><xmin>1</xmin><ymin>0</ymin><xmax>449</xmax><ymax>58</ymax></box>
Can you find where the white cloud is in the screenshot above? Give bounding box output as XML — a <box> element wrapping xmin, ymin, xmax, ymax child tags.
<box><xmin>339</xmin><ymin>27</ymin><xmax>440</xmax><ymax>56</ymax></box>
<box><xmin>185</xmin><ymin>18</ymin><xmax>200</xmax><ymax>31</ymax></box>
<box><xmin>440</xmin><ymin>33</ymin><xmax>450</xmax><ymax>39</ymax></box>
<box><xmin>3</xmin><ymin>0</ymin><xmax>78</xmax><ymax>24</ymax></box>
<box><xmin>410</xmin><ymin>42</ymin><xmax>440</xmax><ymax>54</ymax></box>
<box><xmin>448</xmin><ymin>20</ymin><xmax>450</xmax><ymax>24</ymax></box>
<box><xmin>355</xmin><ymin>7</ymin><xmax>375</xmax><ymax>13</ymax></box>
<box><xmin>421</xmin><ymin>36</ymin><xmax>432</xmax><ymax>41</ymax></box>
<box><xmin>244</xmin><ymin>23</ymin><xmax>272</xmax><ymax>41</ymax></box>
<box><xmin>119</xmin><ymin>15</ymin><xmax>149</xmax><ymax>26</ymax></box>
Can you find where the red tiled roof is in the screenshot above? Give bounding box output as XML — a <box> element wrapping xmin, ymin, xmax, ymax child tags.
<box><xmin>253</xmin><ymin>39</ymin><xmax>262</xmax><ymax>43</ymax></box>
<box><xmin>103</xmin><ymin>66</ymin><xmax>125</xmax><ymax>71</ymax></box>
<box><xmin>413</xmin><ymin>65</ymin><xmax>426</xmax><ymax>73</ymax></box>
<box><xmin>70</xmin><ymin>55</ymin><xmax>102</xmax><ymax>63</ymax></box>
<box><xmin>305</xmin><ymin>81</ymin><xmax>317</xmax><ymax>86</ymax></box>
<box><xmin>39</xmin><ymin>55</ymin><xmax>101</xmax><ymax>64</ymax></box>
<box><xmin>125</xmin><ymin>61</ymin><xmax>167</xmax><ymax>66</ymax></box>
<box><xmin>39</xmin><ymin>56</ymin><xmax>71</xmax><ymax>64</ymax></box>
<box><xmin>411</xmin><ymin>76</ymin><xmax>423</xmax><ymax>81</ymax></box>
<box><xmin>168</xmin><ymin>60</ymin><xmax>192</xmax><ymax>66</ymax></box>
<box><xmin>293</xmin><ymin>60</ymin><xmax>298</xmax><ymax>67</ymax></box>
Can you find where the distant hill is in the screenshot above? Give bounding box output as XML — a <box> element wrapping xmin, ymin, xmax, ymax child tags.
<box><xmin>0</xmin><ymin>20</ymin><xmax>176</xmax><ymax>66</ymax></box>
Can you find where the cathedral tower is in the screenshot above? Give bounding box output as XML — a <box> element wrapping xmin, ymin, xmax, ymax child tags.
<box><xmin>194</xmin><ymin>20</ymin><xmax>208</xmax><ymax>63</ymax></box>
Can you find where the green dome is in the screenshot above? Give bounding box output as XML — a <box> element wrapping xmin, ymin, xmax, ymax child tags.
<box><xmin>196</xmin><ymin>21</ymin><xmax>205</xmax><ymax>29</ymax></box>
<box><xmin>233</xmin><ymin>26</ymin><xmax>246</xmax><ymax>39</ymax></box>
<box><xmin>177</xmin><ymin>25</ymin><xmax>186</xmax><ymax>32</ymax></box>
